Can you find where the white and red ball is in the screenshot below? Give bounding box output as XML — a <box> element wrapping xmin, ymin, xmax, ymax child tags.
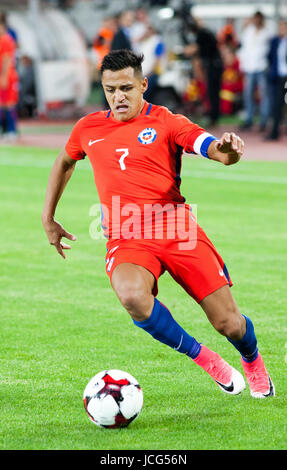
<box><xmin>83</xmin><ymin>369</ymin><xmax>143</xmax><ymax>428</ymax></box>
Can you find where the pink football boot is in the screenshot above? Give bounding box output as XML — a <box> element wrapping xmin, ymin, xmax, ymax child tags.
<box><xmin>241</xmin><ymin>352</ymin><xmax>275</xmax><ymax>398</ymax></box>
<box><xmin>193</xmin><ymin>345</ymin><xmax>246</xmax><ymax>395</ymax></box>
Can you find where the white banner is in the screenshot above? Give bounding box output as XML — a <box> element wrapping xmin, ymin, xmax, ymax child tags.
<box><xmin>38</xmin><ymin>59</ymin><xmax>90</xmax><ymax>105</ymax></box>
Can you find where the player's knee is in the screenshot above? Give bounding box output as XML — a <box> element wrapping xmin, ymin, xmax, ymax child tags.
<box><xmin>214</xmin><ymin>312</ymin><xmax>244</xmax><ymax>340</ymax></box>
<box><xmin>115</xmin><ymin>282</ymin><xmax>150</xmax><ymax>319</ymax></box>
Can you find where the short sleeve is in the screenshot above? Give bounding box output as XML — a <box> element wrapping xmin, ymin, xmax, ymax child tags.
<box><xmin>65</xmin><ymin>118</ymin><xmax>86</xmax><ymax>161</ymax></box>
<box><xmin>167</xmin><ymin>110</ymin><xmax>217</xmax><ymax>159</ymax></box>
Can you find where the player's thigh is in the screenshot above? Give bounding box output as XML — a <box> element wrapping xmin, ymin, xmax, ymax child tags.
<box><xmin>164</xmin><ymin>230</ymin><xmax>232</xmax><ymax>304</ymax></box>
<box><xmin>111</xmin><ymin>263</ymin><xmax>155</xmax><ymax>318</ymax></box>
<box><xmin>111</xmin><ymin>263</ymin><xmax>155</xmax><ymax>293</ymax></box>
<box><xmin>200</xmin><ymin>285</ymin><xmax>245</xmax><ymax>339</ymax></box>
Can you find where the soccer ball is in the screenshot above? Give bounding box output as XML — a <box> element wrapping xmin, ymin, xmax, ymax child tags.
<box><xmin>83</xmin><ymin>369</ymin><xmax>143</xmax><ymax>428</ymax></box>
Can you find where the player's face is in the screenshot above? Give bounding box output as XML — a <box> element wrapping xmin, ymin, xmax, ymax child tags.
<box><xmin>278</xmin><ymin>21</ymin><xmax>287</xmax><ymax>38</ymax></box>
<box><xmin>102</xmin><ymin>67</ymin><xmax>148</xmax><ymax>122</ymax></box>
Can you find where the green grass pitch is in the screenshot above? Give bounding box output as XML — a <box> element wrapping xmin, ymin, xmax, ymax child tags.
<box><xmin>0</xmin><ymin>145</ymin><xmax>287</xmax><ymax>450</ymax></box>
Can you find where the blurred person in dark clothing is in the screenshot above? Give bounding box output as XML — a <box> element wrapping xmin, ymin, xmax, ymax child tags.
<box><xmin>265</xmin><ymin>19</ymin><xmax>287</xmax><ymax>140</ymax></box>
<box><xmin>111</xmin><ymin>10</ymin><xmax>135</xmax><ymax>52</ymax></box>
<box><xmin>185</xmin><ymin>18</ymin><xmax>223</xmax><ymax>126</ymax></box>
<box><xmin>18</xmin><ymin>55</ymin><xmax>36</xmax><ymax>118</ymax></box>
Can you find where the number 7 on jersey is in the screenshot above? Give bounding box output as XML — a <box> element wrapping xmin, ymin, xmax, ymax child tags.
<box><xmin>116</xmin><ymin>148</ymin><xmax>129</xmax><ymax>171</ymax></box>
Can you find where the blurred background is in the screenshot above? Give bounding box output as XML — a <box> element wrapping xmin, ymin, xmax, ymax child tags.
<box><xmin>0</xmin><ymin>0</ymin><xmax>287</xmax><ymax>142</ymax></box>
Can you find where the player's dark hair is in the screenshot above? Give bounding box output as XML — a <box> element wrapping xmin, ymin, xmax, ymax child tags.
<box><xmin>254</xmin><ymin>10</ymin><xmax>264</xmax><ymax>19</ymax></box>
<box><xmin>0</xmin><ymin>11</ymin><xmax>7</xmax><ymax>27</ymax></box>
<box><xmin>100</xmin><ymin>49</ymin><xmax>144</xmax><ymax>76</ymax></box>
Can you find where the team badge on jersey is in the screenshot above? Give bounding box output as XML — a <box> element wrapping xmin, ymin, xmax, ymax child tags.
<box><xmin>138</xmin><ymin>128</ymin><xmax>157</xmax><ymax>145</ymax></box>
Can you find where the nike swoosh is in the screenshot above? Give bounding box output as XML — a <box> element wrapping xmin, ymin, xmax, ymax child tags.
<box><xmin>215</xmin><ymin>380</ymin><xmax>234</xmax><ymax>392</ymax></box>
<box><xmin>88</xmin><ymin>138</ymin><xmax>105</xmax><ymax>146</ymax></box>
<box><xmin>174</xmin><ymin>334</ymin><xmax>183</xmax><ymax>351</ymax></box>
<box><xmin>263</xmin><ymin>375</ymin><xmax>275</xmax><ymax>397</ymax></box>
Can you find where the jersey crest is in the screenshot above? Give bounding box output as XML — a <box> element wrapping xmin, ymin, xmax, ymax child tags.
<box><xmin>138</xmin><ymin>127</ymin><xmax>157</xmax><ymax>145</ymax></box>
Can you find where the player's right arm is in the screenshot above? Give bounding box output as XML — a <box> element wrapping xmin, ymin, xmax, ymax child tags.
<box><xmin>42</xmin><ymin>149</ymin><xmax>77</xmax><ymax>259</ymax></box>
<box><xmin>167</xmin><ymin>110</ymin><xmax>243</xmax><ymax>165</ymax></box>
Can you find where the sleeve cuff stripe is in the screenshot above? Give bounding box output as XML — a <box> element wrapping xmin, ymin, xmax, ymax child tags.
<box><xmin>200</xmin><ymin>136</ymin><xmax>217</xmax><ymax>159</ymax></box>
<box><xmin>193</xmin><ymin>132</ymin><xmax>217</xmax><ymax>158</ymax></box>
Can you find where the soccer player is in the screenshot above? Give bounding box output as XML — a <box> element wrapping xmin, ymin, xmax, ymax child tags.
<box><xmin>0</xmin><ymin>14</ymin><xmax>18</xmax><ymax>140</ymax></box>
<box><xmin>42</xmin><ymin>50</ymin><xmax>275</xmax><ymax>398</ymax></box>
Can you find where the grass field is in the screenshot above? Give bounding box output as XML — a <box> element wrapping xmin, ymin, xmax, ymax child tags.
<box><xmin>0</xmin><ymin>144</ymin><xmax>287</xmax><ymax>450</ymax></box>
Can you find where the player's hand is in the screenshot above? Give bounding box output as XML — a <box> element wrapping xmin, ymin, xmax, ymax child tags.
<box><xmin>43</xmin><ymin>219</ymin><xmax>77</xmax><ymax>259</ymax></box>
<box><xmin>215</xmin><ymin>132</ymin><xmax>244</xmax><ymax>164</ymax></box>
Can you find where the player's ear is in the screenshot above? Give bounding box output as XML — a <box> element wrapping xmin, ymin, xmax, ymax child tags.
<box><xmin>141</xmin><ymin>77</ymin><xmax>148</xmax><ymax>94</ymax></box>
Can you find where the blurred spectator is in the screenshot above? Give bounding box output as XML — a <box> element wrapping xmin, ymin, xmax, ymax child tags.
<box><xmin>58</xmin><ymin>0</ymin><xmax>76</xmax><ymax>8</ymax></box>
<box><xmin>238</xmin><ymin>11</ymin><xmax>272</xmax><ymax>131</ymax></box>
<box><xmin>134</xmin><ymin>25</ymin><xmax>166</xmax><ymax>102</ymax></box>
<box><xmin>93</xmin><ymin>16</ymin><xmax>117</xmax><ymax>69</ymax></box>
<box><xmin>110</xmin><ymin>10</ymin><xmax>135</xmax><ymax>51</ymax></box>
<box><xmin>265</xmin><ymin>19</ymin><xmax>287</xmax><ymax>140</ymax></box>
<box><xmin>184</xmin><ymin>56</ymin><xmax>208</xmax><ymax>116</ymax></box>
<box><xmin>220</xmin><ymin>46</ymin><xmax>243</xmax><ymax>115</ymax></box>
<box><xmin>184</xmin><ymin>17</ymin><xmax>223</xmax><ymax>126</ymax></box>
<box><xmin>149</xmin><ymin>0</ymin><xmax>168</xmax><ymax>4</ymax></box>
<box><xmin>130</xmin><ymin>8</ymin><xmax>150</xmax><ymax>45</ymax></box>
<box><xmin>18</xmin><ymin>55</ymin><xmax>36</xmax><ymax>118</ymax></box>
<box><xmin>217</xmin><ymin>18</ymin><xmax>239</xmax><ymax>49</ymax></box>
<box><xmin>0</xmin><ymin>11</ymin><xmax>18</xmax><ymax>45</ymax></box>
<box><xmin>0</xmin><ymin>14</ymin><xmax>18</xmax><ymax>141</ymax></box>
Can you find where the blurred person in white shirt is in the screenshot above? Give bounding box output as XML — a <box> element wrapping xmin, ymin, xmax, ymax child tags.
<box><xmin>238</xmin><ymin>11</ymin><xmax>273</xmax><ymax>131</ymax></box>
<box><xmin>130</xmin><ymin>8</ymin><xmax>150</xmax><ymax>45</ymax></box>
<box><xmin>134</xmin><ymin>25</ymin><xmax>167</xmax><ymax>102</ymax></box>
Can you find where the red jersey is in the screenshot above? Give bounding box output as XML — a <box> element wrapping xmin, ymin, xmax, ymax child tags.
<box><xmin>65</xmin><ymin>101</ymin><xmax>216</xmax><ymax>239</ymax></box>
<box><xmin>0</xmin><ymin>33</ymin><xmax>17</xmax><ymax>83</ymax></box>
<box><xmin>0</xmin><ymin>33</ymin><xmax>18</xmax><ymax>106</ymax></box>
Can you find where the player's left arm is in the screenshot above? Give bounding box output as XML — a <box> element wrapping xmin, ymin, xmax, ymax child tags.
<box><xmin>207</xmin><ymin>132</ymin><xmax>244</xmax><ymax>165</ymax></box>
<box><xmin>0</xmin><ymin>53</ymin><xmax>12</xmax><ymax>89</ymax></box>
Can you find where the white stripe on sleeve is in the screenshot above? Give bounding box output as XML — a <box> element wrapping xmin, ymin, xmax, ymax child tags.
<box><xmin>193</xmin><ymin>132</ymin><xmax>214</xmax><ymax>155</ymax></box>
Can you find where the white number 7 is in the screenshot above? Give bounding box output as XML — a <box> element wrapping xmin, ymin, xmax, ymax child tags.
<box><xmin>116</xmin><ymin>148</ymin><xmax>129</xmax><ymax>170</ymax></box>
